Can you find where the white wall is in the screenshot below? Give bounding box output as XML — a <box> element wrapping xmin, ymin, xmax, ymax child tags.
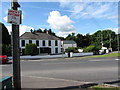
<box><xmin>20</xmin><ymin>39</ymin><xmax>62</xmax><ymax>54</ymax></box>
<box><xmin>64</xmin><ymin>44</ymin><xmax>77</xmax><ymax>50</ymax></box>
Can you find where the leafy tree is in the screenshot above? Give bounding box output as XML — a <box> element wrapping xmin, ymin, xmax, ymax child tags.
<box><xmin>76</xmin><ymin>34</ymin><xmax>84</xmax><ymax>47</ymax></box>
<box><xmin>43</xmin><ymin>29</ymin><xmax>47</xmax><ymax>33</ymax></box>
<box><xmin>25</xmin><ymin>43</ymin><xmax>38</xmax><ymax>55</ymax></box>
<box><xmin>0</xmin><ymin>23</ymin><xmax>11</xmax><ymax>45</ymax></box>
<box><xmin>2</xmin><ymin>44</ymin><xmax>12</xmax><ymax>56</ymax></box>
<box><xmin>36</xmin><ymin>28</ymin><xmax>42</xmax><ymax>33</ymax></box>
<box><xmin>65</xmin><ymin>47</ymin><xmax>79</xmax><ymax>53</ymax></box>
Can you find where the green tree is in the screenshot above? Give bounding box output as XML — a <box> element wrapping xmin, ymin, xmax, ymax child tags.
<box><xmin>65</xmin><ymin>47</ymin><xmax>78</xmax><ymax>53</ymax></box>
<box><xmin>36</xmin><ymin>28</ymin><xmax>42</xmax><ymax>33</ymax></box>
<box><xmin>0</xmin><ymin>23</ymin><xmax>11</xmax><ymax>45</ymax></box>
<box><xmin>76</xmin><ymin>34</ymin><xmax>84</xmax><ymax>47</ymax></box>
<box><xmin>2</xmin><ymin>44</ymin><xmax>12</xmax><ymax>56</ymax></box>
<box><xmin>25</xmin><ymin>43</ymin><xmax>38</xmax><ymax>55</ymax></box>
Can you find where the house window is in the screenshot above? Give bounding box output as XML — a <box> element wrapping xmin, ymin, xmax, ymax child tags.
<box><xmin>55</xmin><ymin>48</ymin><xmax>58</xmax><ymax>53</ymax></box>
<box><xmin>48</xmin><ymin>40</ymin><xmax>51</xmax><ymax>46</ymax></box>
<box><xmin>42</xmin><ymin>40</ymin><xmax>45</xmax><ymax>46</ymax></box>
<box><xmin>29</xmin><ymin>40</ymin><xmax>32</xmax><ymax>43</ymax></box>
<box><xmin>36</xmin><ymin>40</ymin><xmax>39</xmax><ymax>46</ymax></box>
<box><xmin>55</xmin><ymin>40</ymin><xmax>58</xmax><ymax>46</ymax></box>
<box><xmin>21</xmin><ymin>40</ymin><xmax>25</xmax><ymax>47</ymax></box>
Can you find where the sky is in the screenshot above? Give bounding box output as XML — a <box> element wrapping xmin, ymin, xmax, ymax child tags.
<box><xmin>1</xmin><ymin>1</ymin><xmax>119</xmax><ymax>37</ymax></box>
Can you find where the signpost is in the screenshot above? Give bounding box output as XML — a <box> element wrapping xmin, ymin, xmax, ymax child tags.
<box><xmin>8</xmin><ymin>0</ymin><xmax>21</xmax><ymax>89</ymax></box>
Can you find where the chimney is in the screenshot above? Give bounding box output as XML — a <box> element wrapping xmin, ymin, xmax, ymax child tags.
<box><xmin>46</xmin><ymin>30</ymin><xmax>49</xmax><ymax>34</ymax></box>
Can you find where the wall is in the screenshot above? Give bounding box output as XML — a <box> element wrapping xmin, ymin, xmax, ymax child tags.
<box><xmin>20</xmin><ymin>39</ymin><xmax>62</xmax><ymax>54</ymax></box>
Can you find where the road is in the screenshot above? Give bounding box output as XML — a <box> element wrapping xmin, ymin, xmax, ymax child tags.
<box><xmin>1</xmin><ymin>57</ymin><xmax>119</xmax><ymax>84</ymax></box>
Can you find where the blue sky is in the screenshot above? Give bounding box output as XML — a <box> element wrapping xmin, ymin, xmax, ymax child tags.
<box><xmin>1</xmin><ymin>1</ymin><xmax>118</xmax><ymax>37</ymax></box>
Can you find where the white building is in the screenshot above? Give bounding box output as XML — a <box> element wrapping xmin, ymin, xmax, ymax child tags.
<box><xmin>20</xmin><ymin>32</ymin><xmax>62</xmax><ymax>55</ymax></box>
<box><xmin>62</xmin><ymin>40</ymin><xmax>77</xmax><ymax>51</ymax></box>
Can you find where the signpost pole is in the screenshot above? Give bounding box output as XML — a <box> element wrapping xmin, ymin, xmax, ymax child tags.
<box><xmin>11</xmin><ymin>0</ymin><xmax>21</xmax><ymax>89</ymax></box>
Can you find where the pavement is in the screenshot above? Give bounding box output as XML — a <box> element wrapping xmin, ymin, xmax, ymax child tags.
<box><xmin>21</xmin><ymin>76</ymin><xmax>88</xmax><ymax>89</ymax></box>
<box><xmin>8</xmin><ymin>52</ymin><xmax>93</xmax><ymax>60</ymax></box>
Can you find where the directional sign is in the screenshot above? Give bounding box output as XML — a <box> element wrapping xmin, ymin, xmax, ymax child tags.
<box><xmin>8</xmin><ymin>9</ymin><xmax>22</xmax><ymax>25</ymax></box>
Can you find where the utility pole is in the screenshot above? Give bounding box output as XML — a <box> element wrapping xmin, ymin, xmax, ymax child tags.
<box><xmin>11</xmin><ymin>0</ymin><xmax>21</xmax><ymax>89</ymax></box>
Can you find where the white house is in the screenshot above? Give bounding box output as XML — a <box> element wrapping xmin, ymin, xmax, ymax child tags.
<box><xmin>20</xmin><ymin>32</ymin><xmax>62</xmax><ymax>55</ymax></box>
<box><xmin>62</xmin><ymin>40</ymin><xmax>77</xmax><ymax>51</ymax></box>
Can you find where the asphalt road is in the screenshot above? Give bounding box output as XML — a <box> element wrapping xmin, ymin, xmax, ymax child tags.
<box><xmin>1</xmin><ymin>57</ymin><xmax>119</xmax><ymax>84</ymax></box>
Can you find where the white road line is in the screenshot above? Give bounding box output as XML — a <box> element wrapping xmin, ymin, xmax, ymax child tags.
<box><xmin>89</xmin><ymin>60</ymin><xmax>101</xmax><ymax>62</ymax></box>
<box><xmin>22</xmin><ymin>59</ymin><xmax>59</xmax><ymax>62</ymax></box>
<box><xmin>0</xmin><ymin>65</ymin><xmax>8</xmax><ymax>66</ymax></box>
<box><xmin>115</xmin><ymin>59</ymin><xmax>120</xmax><ymax>60</ymax></box>
<box><xmin>22</xmin><ymin>75</ymin><xmax>90</xmax><ymax>84</ymax></box>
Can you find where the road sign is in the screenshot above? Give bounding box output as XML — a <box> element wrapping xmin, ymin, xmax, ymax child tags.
<box><xmin>8</xmin><ymin>9</ymin><xmax>21</xmax><ymax>25</ymax></box>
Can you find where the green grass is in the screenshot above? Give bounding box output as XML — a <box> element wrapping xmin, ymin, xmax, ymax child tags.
<box><xmin>91</xmin><ymin>85</ymin><xmax>120</xmax><ymax>90</ymax></box>
<box><xmin>87</xmin><ymin>53</ymin><xmax>119</xmax><ymax>58</ymax></box>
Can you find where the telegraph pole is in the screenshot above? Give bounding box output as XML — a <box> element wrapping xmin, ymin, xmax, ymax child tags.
<box><xmin>11</xmin><ymin>0</ymin><xmax>21</xmax><ymax>89</ymax></box>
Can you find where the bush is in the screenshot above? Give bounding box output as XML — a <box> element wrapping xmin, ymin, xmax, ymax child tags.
<box><xmin>2</xmin><ymin>44</ymin><xmax>12</xmax><ymax>56</ymax></box>
<box><xmin>65</xmin><ymin>47</ymin><xmax>79</xmax><ymax>53</ymax></box>
<box><xmin>25</xmin><ymin>43</ymin><xmax>38</xmax><ymax>55</ymax></box>
<box><xmin>84</xmin><ymin>45</ymin><xmax>102</xmax><ymax>54</ymax></box>
<box><xmin>83</xmin><ymin>45</ymin><xmax>95</xmax><ymax>52</ymax></box>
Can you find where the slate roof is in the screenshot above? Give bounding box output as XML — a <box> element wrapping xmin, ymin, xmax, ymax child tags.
<box><xmin>20</xmin><ymin>32</ymin><xmax>60</xmax><ymax>40</ymax></box>
<box><xmin>64</xmin><ymin>40</ymin><xmax>76</xmax><ymax>44</ymax></box>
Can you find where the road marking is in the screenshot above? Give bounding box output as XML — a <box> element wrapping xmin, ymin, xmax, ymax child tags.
<box><xmin>0</xmin><ymin>65</ymin><xmax>8</xmax><ymax>66</ymax></box>
<box><xmin>22</xmin><ymin>75</ymin><xmax>90</xmax><ymax>84</ymax></box>
<box><xmin>22</xmin><ymin>59</ymin><xmax>59</xmax><ymax>62</ymax></box>
<box><xmin>89</xmin><ymin>60</ymin><xmax>101</xmax><ymax>62</ymax></box>
<box><xmin>115</xmin><ymin>59</ymin><xmax>120</xmax><ymax>60</ymax></box>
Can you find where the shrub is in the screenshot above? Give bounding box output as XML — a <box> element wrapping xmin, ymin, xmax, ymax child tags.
<box><xmin>65</xmin><ymin>47</ymin><xmax>79</xmax><ymax>53</ymax></box>
<box><xmin>84</xmin><ymin>45</ymin><xmax>102</xmax><ymax>53</ymax></box>
<box><xmin>25</xmin><ymin>43</ymin><xmax>38</xmax><ymax>55</ymax></box>
<box><xmin>2</xmin><ymin>44</ymin><xmax>12</xmax><ymax>56</ymax></box>
<box><xmin>83</xmin><ymin>45</ymin><xmax>95</xmax><ymax>52</ymax></box>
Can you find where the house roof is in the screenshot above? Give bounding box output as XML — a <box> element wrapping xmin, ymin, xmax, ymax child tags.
<box><xmin>64</xmin><ymin>40</ymin><xmax>76</xmax><ymax>44</ymax></box>
<box><xmin>20</xmin><ymin>32</ymin><xmax>60</xmax><ymax>40</ymax></box>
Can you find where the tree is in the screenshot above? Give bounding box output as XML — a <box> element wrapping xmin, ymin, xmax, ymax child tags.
<box><xmin>76</xmin><ymin>34</ymin><xmax>84</xmax><ymax>47</ymax></box>
<box><xmin>0</xmin><ymin>23</ymin><xmax>11</xmax><ymax>45</ymax></box>
<box><xmin>25</xmin><ymin>43</ymin><xmax>38</xmax><ymax>55</ymax></box>
<box><xmin>2</xmin><ymin>44</ymin><xmax>12</xmax><ymax>56</ymax></box>
<box><xmin>36</xmin><ymin>28</ymin><xmax>42</xmax><ymax>33</ymax></box>
<box><xmin>43</xmin><ymin>29</ymin><xmax>47</xmax><ymax>33</ymax></box>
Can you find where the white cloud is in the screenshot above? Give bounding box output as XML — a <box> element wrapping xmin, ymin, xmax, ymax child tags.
<box><xmin>57</xmin><ymin>31</ymin><xmax>76</xmax><ymax>37</ymax></box>
<box><xmin>47</xmin><ymin>11</ymin><xmax>76</xmax><ymax>36</ymax></box>
<box><xmin>3</xmin><ymin>16</ymin><xmax>7</xmax><ymax>22</ymax></box>
<box><xmin>6</xmin><ymin>25</ymin><xmax>34</xmax><ymax>36</ymax></box>
<box><xmin>92</xmin><ymin>4</ymin><xmax>109</xmax><ymax>16</ymax></box>
<box><xmin>111</xmin><ymin>28</ymin><xmax>120</xmax><ymax>34</ymax></box>
<box><xmin>102</xmin><ymin>27</ymin><xmax>120</xmax><ymax>34</ymax></box>
<box><xmin>59</xmin><ymin>2</ymin><xmax>118</xmax><ymax>20</ymax></box>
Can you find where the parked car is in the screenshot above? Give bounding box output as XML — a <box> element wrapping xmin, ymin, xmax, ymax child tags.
<box><xmin>0</xmin><ymin>55</ymin><xmax>9</xmax><ymax>64</ymax></box>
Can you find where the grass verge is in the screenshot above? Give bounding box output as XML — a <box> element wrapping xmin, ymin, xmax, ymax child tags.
<box><xmin>87</xmin><ymin>53</ymin><xmax>119</xmax><ymax>58</ymax></box>
<box><xmin>90</xmin><ymin>85</ymin><xmax>120</xmax><ymax>90</ymax></box>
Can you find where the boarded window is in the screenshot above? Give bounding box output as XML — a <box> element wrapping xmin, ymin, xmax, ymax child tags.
<box><xmin>48</xmin><ymin>40</ymin><xmax>51</xmax><ymax>46</ymax></box>
<box><xmin>55</xmin><ymin>40</ymin><xmax>58</xmax><ymax>46</ymax></box>
<box><xmin>55</xmin><ymin>48</ymin><xmax>58</xmax><ymax>53</ymax></box>
<box><xmin>36</xmin><ymin>40</ymin><xmax>39</xmax><ymax>46</ymax></box>
<box><xmin>43</xmin><ymin>40</ymin><xmax>45</xmax><ymax>46</ymax></box>
<box><xmin>21</xmin><ymin>40</ymin><xmax>25</xmax><ymax>47</ymax></box>
<box><xmin>29</xmin><ymin>40</ymin><xmax>32</xmax><ymax>43</ymax></box>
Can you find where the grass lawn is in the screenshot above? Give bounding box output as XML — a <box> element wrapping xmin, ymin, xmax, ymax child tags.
<box><xmin>87</xmin><ymin>53</ymin><xmax>119</xmax><ymax>58</ymax></box>
<box><xmin>90</xmin><ymin>85</ymin><xmax>120</xmax><ymax>90</ymax></box>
